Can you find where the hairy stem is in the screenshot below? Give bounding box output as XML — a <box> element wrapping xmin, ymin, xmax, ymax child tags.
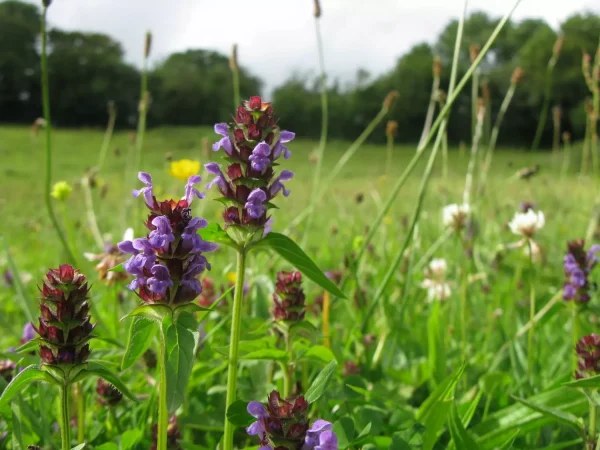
<box><xmin>76</xmin><ymin>383</ymin><xmax>85</xmax><ymax>443</ymax></box>
<box><xmin>158</xmin><ymin>327</ymin><xmax>169</xmax><ymax>450</ymax></box>
<box><xmin>60</xmin><ymin>383</ymin><xmax>71</xmax><ymax>450</ymax></box>
<box><xmin>527</xmin><ymin>240</ymin><xmax>536</xmax><ymax>383</ymax></box>
<box><xmin>41</xmin><ymin>6</ymin><xmax>76</xmax><ymax>265</ymax></box>
<box><xmin>223</xmin><ymin>249</ymin><xmax>247</xmax><ymax>450</ymax></box>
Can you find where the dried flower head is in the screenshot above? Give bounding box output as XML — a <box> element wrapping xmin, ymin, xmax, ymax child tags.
<box><xmin>0</xmin><ymin>360</ymin><xmax>16</xmax><ymax>382</ymax></box>
<box><xmin>247</xmin><ymin>390</ymin><xmax>338</xmax><ymax>450</ymax></box>
<box><xmin>118</xmin><ymin>172</ymin><xmax>217</xmax><ymax>306</ymax></box>
<box><xmin>442</xmin><ymin>203</ymin><xmax>470</xmax><ymax>232</ymax></box>
<box><xmin>383</xmin><ymin>91</ymin><xmax>399</xmax><ymax>111</ymax></box>
<box><xmin>386</xmin><ymin>120</ymin><xmax>399</xmax><ymax>138</ymax></box>
<box><xmin>230</xmin><ymin>43</ymin><xmax>239</xmax><ymax>70</ymax></box>
<box><xmin>553</xmin><ymin>35</ymin><xmax>564</xmax><ymax>58</ymax></box>
<box><xmin>511</xmin><ymin>67</ymin><xmax>524</xmax><ymax>85</ymax></box>
<box><xmin>85</xmin><ymin>229</ymin><xmax>133</xmax><ymax>285</ymax></box>
<box><xmin>433</xmin><ymin>57</ymin><xmax>442</xmax><ymax>77</ymax></box>
<box><xmin>151</xmin><ymin>415</ymin><xmax>181</xmax><ymax>450</ymax></box>
<box><xmin>563</xmin><ymin>240</ymin><xmax>599</xmax><ymax>303</ymax></box>
<box><xmin>34</xmin><ymin>264</ymin><xmax>93</xmax><ymax>365</ymax></box>
<box><xmin>313</xmin><ymin>0</ymin><xmax>321</xmax><ymax>18</ymax></box>
<box><xmin>575</xmin><ymin>334</ymin><xmax>600</xmax><ymax>379</ymax></box>
<box><xmin>144</xmin><ymin>31</ymin><xmax>153</xmax><ymax>58</ymax></box>
<box><xmin>469</xmin><ymin>44</ymin><xmax>480</xmax><ymax>63</ymax></box>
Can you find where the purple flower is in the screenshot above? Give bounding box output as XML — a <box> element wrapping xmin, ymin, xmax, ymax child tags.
<box><xmin>181</xmin><ymin>254</ymin><xmax>211</xmax><ymax>294</ymax></box>
<box><xmin>263</xmin><ymin>217</ymin><xmax>274</xmax><ymax>236</ymax></box>
<box><xmin>205</xmin><ymin>163</ymin><xmax>228</xmax><ymax>191</ymax></box>
<box><xmin>249</xmin><ymin>142</ymin><xmax>271</xmax><ymax>172</ymax></box>
<box><xmin>182</xmin><ymin>217</ymin><xmax>218</xmax><ymax>254</ymax></box>
<box><xmin>273</xmin><ymin>131</ymin><xmax>295</xmax><ymax>159</ymax></box>
<box><xmin>313</xmin><ymin>430</ymin><xmax>338</xmax><ymax>450</ymax></box>
<box><xmin>184</xmin><ymin>175</ymin><xmax>204</xmax><ymax>205</ymax></box>
<box><xmin>147</xmin><ymin>264</ymin><xmax>173</xmax><ymax>296</ymax></box>
<box><xmin>270</xmin><ymin>170</ymin><xmax>294</xmax><ymax>197</ymax></box>
<box><xmin>303</xmin><ymin>419</ymin><xmax>333</xmax><ymax>449</ymax></box>
<box><xmin>563</xmin><ymin>240</ymin><xmax>600</xmax><ymax>303</ymax></box>
<box><xmin>149</xmin><ymin>216</ymin><xmax>175</xmax><ymax>251</ymax></box>
<box><xmin>22</xmin><ymin>323</ymin><xmax>35</xmax><ymax>343</ymax></box>
<box><xmin>132</xmin><ymin>172</ymin><xmax>154</xmax><ymax>208</ymax></box>
<box><xmin>245</xmin><ymin>189</ymin><xmax>267</xmax><ymax>219</ymax></box>
<box><xmin>212</xmin><ymin>123</ymin><xmax>233</xmax><ymax>156</ymax></box>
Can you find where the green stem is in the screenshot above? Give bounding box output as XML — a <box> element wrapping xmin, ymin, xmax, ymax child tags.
<box><xmin>572</xmin><ymin>305</ymin><xmax>580</xmax><ymax>373</ymax></box>
<box><xmin>97</xmin><ymin>106</ymin><xmax>117</xmax><ymax>172</ymax></box>
<box><xmin>386</xmin><ymin>134</ymin><xmax>393</xmax><ymax>177</ymax></box>
<box><xmin>531</xmin><ymin>58</ymin><xmax>556</xmax><ymax>151</ymax></box>
<box><xmin>59</xmin><ymin>383</ymin><xmax>71</xmax><ymax>450</ymax></box>
<box><xmin>418</xmin><ymin>75</ymin><xmax>440</xmax><ymax>149</ymax></box>
<box><xmin>82</xmin><ymin>176</ymin><xmax>105</xmax><ymax>250</ymax></box>
<box><xmin>41</xmin><ymin>6</ymin><xmax>76</xmax><ymax>265</ymax></box>
<box><xmin>76</xmin><ymin>383</ymin><xmax>85</xmax><ymax>444</ymax></box>
<box><xmin>527</xmin><ymin>240</ymin><xmax>536</xmax><ymax>384</ymax></box>
<box><xmin>223</xmin><ymin>249</ymin><xmax>247</xmax><ymax>450</ymax></box>
<box><xmin>591</xmin><ymin>397</ymin><xmax>597</xmax><ymax>448</ymax></box>
<box><xmin>158</xmin><ymin>328</ymin><xmax>169</xmax><ymax>450</ymax></box>
<box><xmin>561</xmin><ymin>137</ymin><xmax>571</xmax><ymax>181</ymax></box>
<box><xmin>471</xmin><ymin>69</ymin><xmax>479</xmax><ymax>141</ymax></box>
<box><xmin>460</xmin><ymin>244</ymin><xmax>469</xmax><ymax>363</ymax></box>
<box><xmin>283</xmin><ymin>332</ymin><xmax>293</xmax><ymax>397</ymax></box>
<box><xmin>232</xmin><ymin>65</ymin><xmax>240</xmax><ymax>110</ymax></box>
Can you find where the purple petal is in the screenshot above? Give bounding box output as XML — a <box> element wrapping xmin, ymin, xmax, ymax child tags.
<box><xmin>279</xmin><ymin>170</ymin><xmax>294</xmax><ymax>181</ymax></box>
<box><xmin>315</xmin><ymin>430</ymin><xmax>338</xmax><ymax>450</ymax></box>
<box><xmin>118</xmin><ymin>240</ymin><xmax>137</xmax><ymax>254</ymax></box>
<box><xmin>138</xmin><ymin>172</ymin><xmax>152</xmax><ymax>184</ymax></box>
<box><xmin>247</xmin><ymin>401</ymin><xmax>268</xmax><ymax>419</ymax></box>
<box><xmin>214</xmin><ymin>123</ymin><xmax>229</xmax><ymax>137</ymax></box>
<box><xmin>253</xmin><ymin>142</ymin><xmax>271</xmax><ymax>156</ymax></box>
<box><xmin>280</xmin><ymin>130</ymin><xmax>295</xmax><ymax>143</ymax></box>
<box><xmin>247</xmin><ymin>189</ymin><xmax>267</xmax><ymax>203</ymax></box>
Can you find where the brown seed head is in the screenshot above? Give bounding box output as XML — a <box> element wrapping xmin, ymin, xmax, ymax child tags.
<box><xmin>144</xmin><ymin>31</ymin><xmax>152</xmax><ymax>58</ymax></box>
<box><xmin>432</xmin><ymin>57</ymin><xmax>442</xmax><ymax>77</ymax></box>
<box><xmin>511</xmin><ymin>67</ymin><xmax>524</xmax><ymax>85</ymax></box>
<box><xmin>553</xmin><ymin>35</ymin><xmax>564</xmax><ymax>58</ymax></box>
<box><xmin>313</xmin><ymin>0</ymin><xmax>321</xmax><ymax>18</ymax></box>
<box><xmin>229</xmin><ymin>43</ymin><xmax>238</xmax><ymax>71</ymax></box>
<box><xmin>383</xmin><ymin>90</ymin><xmax>399</xmax><ymax>110</ymax></box>
<box><xmin>469</xmin><ymin>44</ymin><xmax>480</xmax><ymax>63</ymax></box>
<box><xmin>386</xmin><ymin>120</ymin><xmax>399</xmax><ymax>138</ymax></box>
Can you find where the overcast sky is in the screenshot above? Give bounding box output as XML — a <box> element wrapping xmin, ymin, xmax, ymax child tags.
<box><xmin>35</xmin><ymin>0</ymin><xmax>599</xmax><ymax>95</ymax></box>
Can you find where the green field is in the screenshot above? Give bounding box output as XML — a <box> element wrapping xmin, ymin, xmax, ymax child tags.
<box><xmin>1</xmin><ymin>124</ymin><xmax>600</xmax><ymax>448</ymax></box>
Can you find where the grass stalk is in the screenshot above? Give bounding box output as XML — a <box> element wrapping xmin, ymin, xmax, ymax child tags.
<box><xmin>82</xmin><ymin>176</ymin><xmax>105</xmax><ymax>250</ymax></box>
<box><xmin>463</xmin><ymin>101</ymin><xmax>485</xmax><ymax>205</ymax></box>
<box><xmin>418</xmin><ymin>59</ymin><xmax>441</xmax><ymax>150</ymax></box>
<box><xmin>41</xmin><ymin>5</ymin><xmax>76</xmax><ymax>265</ymax></box>
<box><xmin>96</xmin><ymin>102</ymin><xmax>117</xmax><ymax>172</ymax></box>
<box><xmin>230</xmin><ymin>44</ymin><xmax>240</xmax><ymax>109</ymax></box>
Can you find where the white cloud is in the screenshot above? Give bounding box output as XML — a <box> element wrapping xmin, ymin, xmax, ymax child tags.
<box><xmin>32</xmin><ymin>0</ymin><xmax>599</xmax><ymax>95</ymax></box>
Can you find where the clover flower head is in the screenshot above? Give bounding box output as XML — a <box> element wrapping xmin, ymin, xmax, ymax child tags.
<box><xmin>509</xmin><ymin>209</ymin><xmax>545</xmax><ymax>238</ymax></box>
<box><xmin>442</xmin><ymin>203</ymin><xmax>470</xmax><ymax>231</ymax></box>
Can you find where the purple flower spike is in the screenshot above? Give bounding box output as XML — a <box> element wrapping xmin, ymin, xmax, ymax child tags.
<box><xmin>132</xmin><ymin>172</ymin><xmax>155</xmax><ymax>208</ymax></box>
<box><xmin>185</xmin><ymin>175</ymin><xmax>204</xmax><ymax>205</ymax></box>
<box><xmin>273</xmin><ymin>130</ymin><xmax>295</xmax><ymax>159</ymax></box>
<box><xmin>205</xmin><ymin>162</ymin><xmax>228</xmax><ymax>191</ymax></box>
<box><xmin>147</xmin><ymin>264</ymin><xmax>172</xmax><ymax>295</ymax></box>
<box><xmin>563</xmin><ymin>240</ymin><xmax>599</xmax><ymax>304</ymax></box>
<box><xmin>245</xmin><ymin>189</ymin><xmax>267</xmax><ymax>219</ymax></box>
<box><xmin>149</xmin><ymin>216</ymin><xmax>175</xmax><ymax>251</ymax></box>
<box><xmin>213</xmin><ymin>123</ymin><xmax>233</xmax><ymax>155</ymax></box>
<box><xmin>249</xmin><ymin>142</ymin><xmax>271</xmax><ymax>172</ymax></box>
<box><xmin>270</xmin><ymin>170</ymin><xmax>294</xmax><ymax>197</ymax></box>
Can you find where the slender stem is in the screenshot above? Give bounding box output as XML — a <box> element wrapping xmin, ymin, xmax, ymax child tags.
<box><xmin>82</xmin><ymin>176</ymin><xmax>105</xmax><ymax>250</ymax></box>
<box><xmin>282</xmin><ymin>332</ymin><xmax>293</xmax><ymax>398</ymax></box>
<box><xmin>531</xmin><ymin>57</ymin><xmax>557</xmax><ymax>151</ymax></box>
<box><xmin>97</xmin><ymin>106</ymin><xmax>117</xmax><ymax>172</ymax></box>
<box><xmin>418</xmin><ymin>74</ymin><xmax>440</xmax><ymax>149</ymax></box>
<box><xmin>463</xmin><ymin>103</ymin><xmax>485</xmax><ymax>205</ymax></box>
<box><xmin>41</xmin><ymin>6</ymin><xmax>76</xmax><ymax>265</ymax></box>
<box><xmin>471</xmin><ymin>69</ymin><xmax>479</xmax><ymax>141</ymax></box>
<box><xmin>460</xmin><ymin>243</ymin><xmax>469</xmax><ymax>363</ymax></box>
<box><xmin>223</xmin><ymin>249</ymin><xmax>247</xmax><ymax>450</ymax></box>
<box><xmin>527</xmin><ymin>240</ymin><xmax>536</xmax><ymax>383</ymax></box>
<box><xmin>591</xmin><ymin>397</ymin><xmax>598</xmax><ymax>448</ymax></box>
<box><xmin>561</xmin><ymin>136</ymin><xmax>571</xmax><ymax>181</ymax></box>
<box><xmin>76</xmin><ymin>383</ymin><xmax>85</xmax><ymax>443</ymax></box>
<box><xmin>158</xmin><ymin>327</ymin><xmax>169</xmax><ymax>450</ymax></box>
<box><xmin>582</xmin><ymin>115</ymin><xmax>592</xmax><ymax>176</ymax></box>
<box><xmin>231</xmin><ymin>65</ymin><xmax>240</xmax><ymax>110</ymax></box>
<box><xmin>59</xmin><ymin>383</ymin><xmax>71</xmax><ymax>450</ymax></box>
<box><xmin>135</xmin><ymin>54</ymin><xmax>149</xmax><ymax>173</ymax></box>
<box><xmin>322</xmin><ymin>291</ymin><xmax>331</xmax><ymax>348</ymax></box>
<box><xmin>386</xmin><ymin>134</ymin><xmax>393</xmax><ymax>177</ymax></box>
<box><xmin>572</xmin><ymin>305</ymin><xmax>580</xmax><ymax>373</ymax></box>
<box><xmin>442</xmin><ymin>128</ymin><xmax>448</xmax><ymax>179</ymax></box>
<box><xmin>110</xmin><ymin>408</ymin><xmax>123</xmax><ymax>435</ymax></box>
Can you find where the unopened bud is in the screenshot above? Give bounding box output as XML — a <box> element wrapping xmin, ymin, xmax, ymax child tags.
<box><xmin>562</xmin><ymin>131</ymin><xmax>571</xmax><ymax>143</ymax></box>
<box><xmin>51</xmin><ymin>181</ymin><xmax>73</xmax><ymax>202</ymax></box>
<box><xmin>386</xmin><ymin>120</ymin><xmax>398</xmax><ymax>138</ymax></box>
<box><xmin>383</xmin><ymin>90</ymin><xmax>399</xmax><ymax>110</ymax></box>
<box><xmin>144</xmin><ymin>31</ymin><xmax>152</xmax><ymax>58</ymax></box>
<box><xmin>553</xmin><ymin>35</ymin><xmax>564</xmax><ymax>58</ymax></box>
<box><xmin>469</xmin><ymin>44</ymin><xmax>480</xmax><ymax>63</ymax></box>
<box><xmin>511</xmin><ymin>67</ymin><xmax>524</xmax><ymax>85</ymax></box>
<box><xmin>313</xmin><ymin>0</ymin><xmax>321</xmax><ymax>18</ymax></box>
<box><xmin>433</xmin><ymin>57</ymin><xmax>442</xmax><ymax>78</ymax></box>
<box><xmin>229</xmin><ymin>43</ymin><xmax>238</xmax><ymax>71</ymax></box>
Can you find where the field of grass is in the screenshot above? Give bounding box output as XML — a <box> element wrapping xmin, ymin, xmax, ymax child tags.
<box><xmin>1</xmin><ymin>123</ymin><xmax>600</xmax><ymax>449</ymax></box>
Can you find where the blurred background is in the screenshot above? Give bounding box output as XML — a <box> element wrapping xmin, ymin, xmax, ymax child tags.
<box><xmin>1</xmin><ymin>0</ymin><xmax>599</xmax><ymax>147</ymax></box>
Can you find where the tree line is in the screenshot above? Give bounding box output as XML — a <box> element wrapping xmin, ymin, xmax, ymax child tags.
<box><xmin>1</xmin><ymin>0</ymin><xmax>599</xmax><ymax>147</ymax></box>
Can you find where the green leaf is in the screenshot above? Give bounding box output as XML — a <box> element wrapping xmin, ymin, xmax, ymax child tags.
<box><xmin>71</xmin><ymin>444</ymin><xmax>87</xmax><ymax>450</ymax></box>
<box><xmin>77</xmin><ymin>361</ymin><xmax>137</xmax><ymax>402</ymax></box>
<box><xmin>122</xmin><ymin>316</ymin><xmax>158</xmax><ymax>370</ymax></box>
<box><xmin>305</xmin><ymin>360</ymin><xmax>337</xmax><ymax>403</ymax></box>
<box><xmin>226</xmin><ymin>399</ymin><xmax>254</xmax><ymax>427</ymax></box>
<box><xmin>240</xmin><ymin>348</ymin><xmax>288</xmax><ymax>361</ymax></box>
<box><xmin>214</xmin><ymin>196</ymin><xmax>243</xmax><ymax>207</ymax></box>
<box><xmin>417</xmin><ymin>363</ymin><xmax>465</xmax><ymax>423</ymax></box>
<box><xmin>120</xmin><ymin>429</ymin><xmax>143</xmax><ymax>450</ymax></box>
<box><xmin>448</xmin><ymin>402</ymin><xmax>480</xmax><ymax>450</ymax></box>
<box><xmin>0</xmin><ymin>365</ymin><xmax>56</xmax><ymax>409</ymax></box>
<box><xmin>126</xmin><ymin>304</ymin><xmax>171</xmax><ymax>322</ymax></box>
<box><xmin>511</xmin><ymin>395</ymin><xmax>583</xmax><ymax>433</ymax></box>
<box><xmin>422</xmin><ymin>398</ymin><xmax>452</xmax><ymax>450</ymax></box>
<box><xmin>14</xmin><ymin>339</ymin><xmax>39</xmax><ymax>355</ymax></box>
<box><xmin>427</xmin><ymin>301</ymin><xmax>446</xmax><ymax>385</ymax></box>
<box><xmin>95</xmin><ymin>443</ymin><xmax>118</xmax><ymax>450</ymax></box>
<box><xmin>564</xmin><ymin>373</ymin><xmax>600</xmax><ymax>389</ymax></box>
<box><xmin>302</xmin><ymin>345</ymin><xmax>336</xmax><ymax>363</ymax></box>
<box><xmin>233</xmin><ymin>177</ymin><xmax>268</xmax><ymax>188</ymax></box>
<box><xmin>162</xmin><ymin>311</ymin><xmax>199</xmax><ymax>413</ymax></box>
<box><xmin>11</xmin><ymin>399</ymin><xmax>24</xmax><ymax>450</ymax></box>
<box><xmin>260</xmin><ymin>232</ymin><xmax>346</xmax><ymax>298</ymax></box>
<box><xmin>333</xmin><ymin>417</ymin><xmax>355</xmax><ymax>449</ymax></box>
<box><xmin>199</xmin><ymin>222</ymin><xmax>238</xmax><ymax>248</ymax></box>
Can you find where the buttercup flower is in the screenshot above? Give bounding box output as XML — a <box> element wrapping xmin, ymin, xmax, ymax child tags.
<box><xmin>169</xmin><ymin>159</ymin><xmax>201</xmax><ymax>181</ymax></box>
<box><xmin>443</xmin><ymin>203</ymin><xmax>470</xmax><ymax>231</ymax></box>
<box><xmin>421</xmin><ymin>258</ymin><xmax>451</xmax><ymax>302</ymax></box>
<box><xmin>119</xmin><ymin>172</ymin><xmax>217</xmax><ymax>306</ymax></box>
<box><xmin>575</xmin><ymin>334</ymin><xmax>600</xmax><ymax>379</ymax></box>
<box><xmin>247</xmin><ymin>390</ymin><xmax>338</xmax><ymax>450</ymax></box>
<box><xmin>563</xmin><ymin>240</ymin><xmax>600</xmax><ymax>303</ymax></box>
<box><xmin>206</xmin><ymin>96</ymin><xmax>295</xmax><ymax>235</ymax></box>
<box><xmin>34</xmin><ymin>264</ymin><xmax>93</xmax><ymax>365</ymax></box>
<box><xmin>508</xmin><ymin>209</ymin><xmax>545</xmax><ymax>238</ymax></box>
<box><xmin>51</xmin><ymin>181</ymin><xmax>73</xmax><ymax>201</ymax></box>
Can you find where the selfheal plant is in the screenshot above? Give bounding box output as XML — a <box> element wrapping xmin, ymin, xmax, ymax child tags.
<box><xmin>272</xmin><ymin>271</ymin><xmax>306</xmax><ymax>323</ymax></box>
<box><xmin>206</xmin><ymin>95</ymin><xmax>295</xmax><ymax>244</ymax></box>
<box><xmin>575</xmin><ymin>334</ymin><xmax>600</xmax><ymax>379</ymax></box>
<box><xmin>118</xmin><ymin>172</ymin><xmax>215</xmax><ymax>450</ymax></box>
<box><xmin>563</xmin><ymin>240</ymin><xmax>600</xmax><ymax>303</ymax></box>
<box><xmin>247</xmin><ymin>391</ymin><xmax>338</xmax><ymax>450</ymax></box>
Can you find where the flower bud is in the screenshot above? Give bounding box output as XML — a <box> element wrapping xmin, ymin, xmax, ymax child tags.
<box><xmin>272</xmin><ymin>271</ymin><xmax>305</xmax><ymax>322</ymax></box>
<box><xmin>35</xmin><ymin>265</ymin><xmax>93</xmax><ymax>365</ymax></box>
<box><xmin>469</xmin><ymin>44</ymin><xmax>480</xmax><ymax>63</ymax></box>
<box><xmin>385</xmin><ymin>120</ymin><xmax>398</xmax><ymax>138</ymax></box>
<box><xmin>51</xmin><ymin>181</ymin><xmax>73</xmax><ymax>202</ymax></box>
<box><xmin>144</xmin><ymin>31</ymin><xmax>153</xmax><ymax>58</ymax></box>
<box><xmin>575</xmin><ymin>334</ymin><xmax>600</xmax><ymax>379</ymax></box>
<box><xmin>151</xmin><ymin>415</ymin><xmax>181</xmax><ymax>450</ymax></box>
<box><xmin>511</xmin><ymin>67</ymin><xmax>524</xmax><ymax>85</ymax></box>
<box><xmin>563</xmin><ymin>240</ymin><xmax>599</xmax><ymax>304</ymax></box>
<box><xmin>383</xmin><ymin>90</ymin><xmax>399</xmax><ymax>110</ymax></box>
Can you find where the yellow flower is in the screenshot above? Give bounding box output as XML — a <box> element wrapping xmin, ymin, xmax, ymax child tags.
<box><xmin>169</xmin><ymin>159</ymin><xmax>201</xmax><ymax>181</ymax></box>
<box><xmin>383</xmin><ymin>216</ymin><xmax>393</xmax><ymax>225</ymax></box>
<box><xmin>226</xmin><ymin>272</ymin><xmax>237</xmax><ymax>284</ymax></box>
<box><xmin>51</xmin><ymin>181</ymin><xmax>72</xmax><ymax>201</ymax></box>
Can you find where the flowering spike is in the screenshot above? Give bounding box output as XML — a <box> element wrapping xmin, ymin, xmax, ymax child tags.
<box><xmin>272</xmin><ymin>271</ymin><xmax>305</xmax><ymax>322</ymax></box>
<box><xmin>575</xmin><ymin>334</ymin><xmax>600</xmax><ymax>379</ymax></box>
<box><xmin>563</xmin><ymin>240</ymin><xmax>599</xmax><ymax>304</ymax></box>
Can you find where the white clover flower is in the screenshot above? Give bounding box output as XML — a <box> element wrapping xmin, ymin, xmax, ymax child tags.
<box><xmin>422</xmin><ymin>258</ymin><xmax>451</xmax><ymax>302</ymax></box>
<box><xmin>442</xmin><ymin>203</ymin><xmax>470</xmax><ymax>231</ymax></box>
<box><xmin>508</xmin><ymin>209</ymin><xmax>544</xmax><ymax>238</ymax></box>
<box><xmin>428</xmin><ymin>258</ymin><xmax>447</xmax><ymax>278</ymax></box>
